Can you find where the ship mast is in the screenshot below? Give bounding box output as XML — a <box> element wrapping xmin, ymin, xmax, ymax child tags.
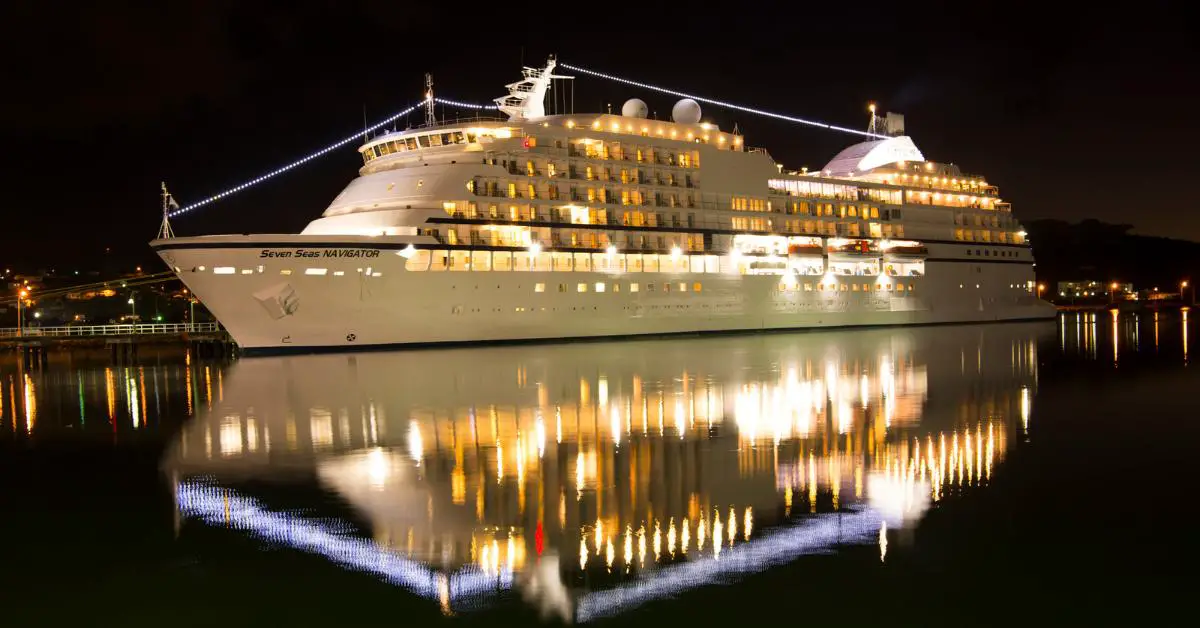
<box><xmin>158</xmin><ymin>182</ymin><xmax>178</xmax><ymax>239</ymax></box>
<box><xmin>866</xmin><ymin>102</ymin><xmax>879</xmax><ymax>136</ymax></box>
<box><xmin>424</xmin><ymin>73</ymin><xmax>436</xmax><ymax>127</ymax></box>
<box><xmin>494</xmin><ymin>56</ymin><xmax>574</xmax><ymax>121</ymax></box>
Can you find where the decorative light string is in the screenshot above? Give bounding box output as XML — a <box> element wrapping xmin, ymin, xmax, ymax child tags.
<box><xmin>170</xmin><ymin>100</ymin><xmax>427</xmax><ymax>217</ymax></box>
<box><xmin>559</xmin><ymin>62</ymin><xmax>887</xmax><ymax>140</ymax></box>
<box><xmin>170</xmin><ymin>63</ymin><xmax>881</xmax><ymax>219</ymax></box>
<box><xmin>433</xmin><ymin>97</ymin><xmax>497</xmax><ymax>110</ymax></box>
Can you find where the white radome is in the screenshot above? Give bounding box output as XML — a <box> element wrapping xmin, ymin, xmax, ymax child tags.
<box><xmin>621</xmin><ymin>98</ymin><xmax>648</xmax><ymax>119</ymax></box>
<box><xmin>671</xmin><ymin>98</ymin><xmax>702</xmax><ymax>124</ymax></box>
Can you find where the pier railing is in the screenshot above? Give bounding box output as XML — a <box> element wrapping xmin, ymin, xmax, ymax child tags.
<box><xmin>0</xmin><ymin>322</ymin><xmax>221</xmax><ymax>339</ymax></box>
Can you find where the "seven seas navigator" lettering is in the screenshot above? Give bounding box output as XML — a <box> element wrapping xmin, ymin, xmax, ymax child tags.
<box><xmin>258</xmin><ymin>249</ymin><xmax>381</xmax><ymax>259</ymax></box>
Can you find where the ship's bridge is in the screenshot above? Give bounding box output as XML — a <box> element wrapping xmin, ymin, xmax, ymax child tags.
<box><xmin>358</xmin><ymin>121</ymin><xmax>516</xmax><ymax>170</ymax></box>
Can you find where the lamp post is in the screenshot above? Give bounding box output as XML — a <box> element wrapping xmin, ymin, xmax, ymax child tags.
<box><xmin>1037</xmin><ymin>283</ymin><xmax>1046</xmax><ymax>300</ymax></box>
<box><xmin>1183</xmin><ymin>280</ymin><xmax>1191</xmax><ymax>305</ymax></box>
<box><xmin>1109</xmin><ymin>282</ymin><xmax>1119</xmax><ymax>305</ymax></box>
<box><xmin>16</xmin><ymin>288</ymin><xmax>28</xmax><ymax>337</ymax></box>
<box><xmin>128</xmin><ymin>296</ymin><xmax>136</xmax><ymax>319</ymax></box>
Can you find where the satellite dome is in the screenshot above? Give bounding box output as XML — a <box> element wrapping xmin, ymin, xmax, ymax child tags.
<box><xmin>621</xmin><ymin>98</ymin><xmax>648</xmax><ymax>119</ymax></box>
<box><xmin>671</xmin><ymin>98</ymin><xmax>702</xmax><ymax>124</ymax></box>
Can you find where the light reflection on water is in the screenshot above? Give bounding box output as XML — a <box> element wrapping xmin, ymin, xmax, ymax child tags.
<box><xmin>162</xmin><ymin>322</ymin><xmax>1047</xmax><ymax>621</ymax></box>
<box><xmin>0</xmin><ymin>314</ymin><xmax>1192</xmax><ymax>621</ymax></box>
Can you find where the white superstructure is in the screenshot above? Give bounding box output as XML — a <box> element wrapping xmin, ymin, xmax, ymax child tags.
<box><xmin>152</xmin><ymin>58</ymin><xmax>1054</xmax><ymax>353</ymax></box>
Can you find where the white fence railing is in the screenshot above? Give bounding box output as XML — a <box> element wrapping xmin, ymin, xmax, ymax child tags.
<box><xmin>0</xmin><ymin>322</ymin><xmax>221</xmax><ymax>339</ymax></box>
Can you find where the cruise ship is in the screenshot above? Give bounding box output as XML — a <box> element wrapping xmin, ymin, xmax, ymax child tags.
<box><xmin>151</xmin><ymin>58</ymin><xmax>1055</xmax><ymax>352</ymax></box>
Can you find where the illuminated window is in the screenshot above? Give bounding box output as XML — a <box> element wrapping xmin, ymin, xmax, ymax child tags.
<box><xmin>577</xmin><ymin>283</ymin><xmax>587</xmax><ymax>293</ymax></box>
<box><xmin>213</xmin><ymin>267</ymin><xmax>235</xmax><ymax>275</ymax></box>
<box><xmin>594</xmin><ymin>282</ymin><xmax>606</xmax><ymax>293</ymax></box>
<box><xmin>693</xmin><ymin>282</ymin><xmax>702</xmax><ymax>292</ymax></box>
<box><xmin>535</xmin><ymin>283</ymin><xmax>545</xmax><ymax>293</ymax></box>
<box><xmin>679</xmin><ymin>282</ymin><xmax>687</xmax><ymax>292</ymax></box>
<box><xmin>305</xmin><ymin>268</ymin><xmax>328</xmax><ymax>276</ymax></box>
<box><xmin>630</xmin><ymin>283</ymin><xmax>639</xmax><ymax>292</ymax></box>
<box><xmin>558</xmin><ymin>284</ymin><xmax>567</xmax><ymax>292</ymax></box>
<box><xmin>279</xmin><ymin>269</ymin><xmax>292</xmax><ymax>275</ymax></box>
<box><xmin>839</xmin><ymin>284</ymin><xmax>847</xmax><ymax>291</ymax></box>
<box><xmin>240</xmin><ymin>269</ymin><xmax>253</xmax><ymax>275</ymax></box>
<box><xmin>803</xmin><ymin>283</ymin><xmax>812</xmax><ymax>291</ymax></box>
<box><xmin>333</xmin><ymin>271</ymin><xmax>345</xmax><ymax>276</ymax></box>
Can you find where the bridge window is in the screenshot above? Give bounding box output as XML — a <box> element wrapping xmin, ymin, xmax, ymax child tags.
<box><xmin>213</xmin><ymin>267</ymin><xmax>235</xmax><ymax>275</ymax></box>
<box><xmin>305</xmin><ymin>268</ymin><xmax>328</xmax><ymax>276</ymax></box>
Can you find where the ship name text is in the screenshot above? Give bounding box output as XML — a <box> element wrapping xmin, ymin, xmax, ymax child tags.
<box><xmin>259</xmin><ymin>248</ymin><xmax>381</xmax><ymax>259</ymax></box>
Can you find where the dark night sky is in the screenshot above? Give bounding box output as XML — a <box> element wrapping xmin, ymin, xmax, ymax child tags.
<box><xmin>1</xmin><ymin>1</ymin><xmax>1195</xmax><ymax>271</ymax></box>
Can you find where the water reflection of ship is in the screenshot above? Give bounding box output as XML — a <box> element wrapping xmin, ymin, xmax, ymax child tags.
<box><xmin>166</xmin><ymin>324</ymin><xmax>1047</xmax><ymax>618</ymax></box>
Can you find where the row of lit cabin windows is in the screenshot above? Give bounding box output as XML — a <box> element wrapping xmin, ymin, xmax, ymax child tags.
<box><xmin>529</xmin><ymin>281</ymin><xmax>704</xmax><ymax>294</ymax></box>
<box><xmin>954</xmin><ymin>229</ymin><xmax>1025</xmax><ymax>244</ymax></box>
<box><xmin>565</xmin><ymin>141</ymin><xmax>700</xmax><ymax>168</ymax></box>
<box><xmin>438</xmin><ymin>203</ymin><xmax>911</xmax><ymax>242</ymax></box>
<box><xmin>469</xmin><ymin>180</ymin><xmax>696</xmax><ymax>205</ymax></box>
<box><xmin>779</xmin><ymin>281</ymin><xmax>915</xmax><ymax>293</ymax></box>
<box><xmin>738</xmin><ymin>217</ymin><xmax>908</xmax><ymax>239</ymax></box>
<box><xmin>437</xmin><ymin>225</ymin><xmax>704</xmax><ymax>253</ymax></box>
<box><xmin>745</xmin><ymin>199</ymin><xmax>888</xmax><ymax>220</ymax></box>
<box><xmin>769</xmin><ymin>179</ymin><xmax>904</xmax><ymax>206</ymax></box>
<box><xmin>404</xmin><ymin>251</ymin><xmax>723</xmax><ymax>273</ymax></box>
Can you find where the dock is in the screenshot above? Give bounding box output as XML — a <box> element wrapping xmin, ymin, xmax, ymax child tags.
<box><xmin>0</xmin><ymin>323</ymin><xmax>237</xmax><ymax>364</ymax></box>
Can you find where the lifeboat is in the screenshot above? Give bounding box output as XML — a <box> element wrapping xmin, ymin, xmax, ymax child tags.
<box><xmin>827</xmin><ymin>239</ymin><xmax>880</xmax><ymax>259</ymax></box>
<box><xmin>787</xmin><ymin>243</ymin><xmax>825</xmax><ymax>258</ymax></box>
<box><xmin>883</xmin><ymin>243</ymin><xmax>928</xmax><ymax>262</ymax></box>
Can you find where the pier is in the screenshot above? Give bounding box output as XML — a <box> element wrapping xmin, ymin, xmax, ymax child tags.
<box><xmin>0</xmin><ymin>322</ymin><xmax>236</xmax><ymax>364</ymax></box>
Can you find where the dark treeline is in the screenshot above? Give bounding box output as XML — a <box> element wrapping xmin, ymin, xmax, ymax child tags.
<box><xmin>1026</xmin><ymin>219</ymin><xmax>1200</xmax><ymax>290</ymax></box>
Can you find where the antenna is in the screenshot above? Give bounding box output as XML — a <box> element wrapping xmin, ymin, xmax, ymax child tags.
<box><xmin>866</xmin><ymin>102</ymin><xmax>878</xmax><ymax>136</ymax></box>
<box><xmin>424</xmin><ymin>73</ymin><xmax>436</xmax><ymax>127</ymax></box>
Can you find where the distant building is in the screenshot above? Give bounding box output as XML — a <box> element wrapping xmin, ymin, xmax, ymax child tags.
<box><xmin>1056</xmin><ymin>280</ymin><xmax>1134</xmax><ymax>299</ymax></box>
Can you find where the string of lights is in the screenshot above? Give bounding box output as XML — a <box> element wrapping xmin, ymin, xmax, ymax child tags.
<box><xmin>433</xmin><ymin>97</ymin><xmax>497</xmax><ymax>110</ymax></box>
<box><xmin>168</xmin><ymin>63</ymin><xmax>880</xmax><ymax>221</ymax></box>
<box><xmin>559</xmin><ymin>62</ymin><xmax>887</xmax><ymax>140</ymax></box>
<box><xmin>169</xmin><ymin>101</ymin><xmax>430</xmax><ymax>218</ymax></box>
<box><xmin>169</xmin><ymin>98</ymin><xmax>503</xmax><ymax>219</ymax></box>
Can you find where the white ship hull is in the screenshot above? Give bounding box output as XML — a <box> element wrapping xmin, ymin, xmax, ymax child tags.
<box><xmin>154</xmin><ymin>236</ymin><xmax>1055</xmax><ymax>353</ymax></box>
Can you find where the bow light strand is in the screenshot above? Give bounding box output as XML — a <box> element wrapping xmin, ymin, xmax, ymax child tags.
<box><xmin>171</xmin><ymin>100</ymin><xmax>431</xmax><ymax>218</ymax></box>
<box><xmin>559</xmin><ymin>62</ymin><xmax>887</xmax><ymax>140</ymax></box>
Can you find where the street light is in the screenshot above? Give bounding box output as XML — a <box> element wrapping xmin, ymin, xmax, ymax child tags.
<box><xmin>1184</xmin><ymin>280</ymin><xmax>1192</xmax><ymax>305</ymax></box>
<box><xmin>128</xmin><ymin>296</ymin><xmax>136</xmax><ymax>319</ymax></box>
<box><xmin>16</xmin><ymin>288</ymin><xmax>28</xmax><ymax>337</ymax></box>
<box><xmin>1109</xmin><ymin>282</ymin><xmax>1119</xmax><ymax>305</ymax></box>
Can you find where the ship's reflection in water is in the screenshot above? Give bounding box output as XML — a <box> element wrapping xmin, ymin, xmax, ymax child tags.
<box><xmin>166</xmin><ymin>323</ymin><xmax>1049</xmax><ymax>622</ymax></box>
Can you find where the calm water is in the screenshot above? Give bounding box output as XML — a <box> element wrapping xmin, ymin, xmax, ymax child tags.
<box><xmin>1</xmin><ymin>312</ymin><xmax>1195</xmax><ymax>625</ymax></box>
